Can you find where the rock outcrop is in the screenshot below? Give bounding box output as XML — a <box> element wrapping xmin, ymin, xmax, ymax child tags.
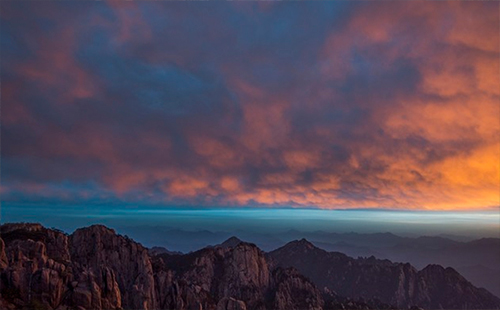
<box><xmin>217</xmin><ymin>297</ymin><xmax>247</xmax><ymax>310</ymax></box>
<box><xmin>0</xmin><ymin>223</ymin><xmax>156</xmax><ymax>310</ymax></box>
<box><xmin>0</xmin><ymin>238</ymin><xmax>9</xmax><ymax>269</ymax></box>
<box><xmin>413</xmin><ymin>264</ymin><xmax>499</xmax><ymax>309</ymax></box>
<box><xmin>218</xmin><ymin>236</ymin><xmax>243</xmax><ymax>249</ymax></box>
<box><xmin>268</xmin><ymin>239</ymin><xmax>500</xmax><ymax>309</ymax></box>
<box><xmin>0</xmin><ymin>223</ymin><xmax>71</xmax><ymax>310</ymax></box>
<box><xmin>270</xmin><ymin>267</ymin><xmax>323</xmax><ymax>310</ymax></box>
<box><xmin>152</xmin><ymin>240</ymin><xmax>270</xmax><ymax>310</ymax></box>
<box><xmin>70</xmin><ymin>225</ymin><xmax>156</xmax><ymax>310</ymax></box>
<box><xmin>1</xmin><ymin>223</ymin><xmax>499</xmax><ymax>310</ymax></box>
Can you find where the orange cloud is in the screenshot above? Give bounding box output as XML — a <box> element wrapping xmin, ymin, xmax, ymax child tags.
<box><xmin>2</xmin><ymin>1</ymin><xmax>498</xmax><ymax>211</ymax></box>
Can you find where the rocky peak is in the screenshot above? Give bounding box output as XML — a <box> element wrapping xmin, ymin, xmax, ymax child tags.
<box><xmin>72</xmin><ymin>224</ymin><xmax>117</xmax><ymax>238</ymax></box>
<box><xmin>70</xmin><ymin>224</ymin><xmax>157</xmax><ymax>310</ymax></box>
<box><xmin>413</xmin><ymin>263</ymin><xmax>500</xmax><ymax>309</ymax></box>
<box><xmin>1</xmin><ymin>222</ymin><xmax>70</xmax><ymax>263</ymax></box>
<box><xmin>153</xmin><ymin>238</ymin><xmax>270</xmax><ymax>310</ymax></box>
<box><xmin>269</xmin><ymin>241</ymin><xmax>500</xmax><ymax>309</ymax></box>
<box><xmin>271</xmin><ymin>267</ymin><xmax>324</xmax><ymax>310</ymax></box>
<box><xmin>0</xmin><ymin>223</ymin><xmax>45</xmax><ymax>234</ymax></box>
<box><xmin>0</xmin><ymin>224</ymin><xmax>71</xmax><ymax>310</ymax></box>
<box><xmin>276</xmin><ymin>239</ymin><xmax>319</xmax><ymax>254</ymax></box>
<box><xmin>421</xmin><ymin>263</ymin><xmax>446</xmax><ymax>273</ymax></box>
<box><xmin>2</xmin><ymin>222</ymin><xmax>499</xmax><ymax>310</ymax></box>
<box><xmin>219</xmin><ymin>236</ymin><xmax>243</xmax><ymax>249</ymax></box>
<box><xmin>296</xmin><ymin>238</ymin><xmax>315</xmax><ymax>248</ymax></box>
<box><xmin>149</xmin><ymin>246</ymin><xmax>182</xmax><ymax>256</ymax></box>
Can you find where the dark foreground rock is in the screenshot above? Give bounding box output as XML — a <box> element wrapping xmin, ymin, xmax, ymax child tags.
<box><xmin>1</xmin><ymin>223</ymin><xmax>499</xmax><ymax>310</ymax></box>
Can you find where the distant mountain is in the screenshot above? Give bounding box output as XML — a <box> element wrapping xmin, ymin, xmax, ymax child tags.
<box><xmin>2</xmin><ymin>223</ymin><xmax>498</xmax><ymax>310</ymax></box>
<box><xmin>152</xmin><ymin>237</ymin><xmax>395</xmax><ymax>310</ymax></box>
<box><xmin>111</xmin><ymin>227</ymin><xmax>500</xmax><ymax>296</ymax></box>
<box><xmin>0</xmin><ymin>224</ymin><xmax>383</xmax><ymax>310</ymax></box>
<box><xmin>148</xmin><ymin>246</ymin><xmax>182</xmax><ymax>256</ymax></box>
<box><xmin>114</xmin><ymin>225</ymin><xmax>233</xmax><ymax>252</ymax></box>
<box><xmin>268</xmin><ymin>239</ymin><xmax>500</xmax><ymax>309</ymax></box>
<box><xmin>276</xmin><ymin>231</ymin><xmax>408</xmax><ymax>248</ymax></box>
<box><xmin>456</xmin><ymin>265</ymin><xmax>500</xmax><ymax>298</ymax></box>
<box><xmin>218</xmin><ymin>236</ymin><xmax>243</xmax><ymax>248</ymax></box>
<box><xmin>293</xmin><ymin>233</ymin><xmax>500</xmax><ymax>297</ymax></box>
<box><xmin>436</xmin><ymin>233</ymin><xmax>475</xmax><ymax>242</ymax></box>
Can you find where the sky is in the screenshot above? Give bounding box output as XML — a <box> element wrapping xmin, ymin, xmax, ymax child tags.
<box><xmin>3</xmin><ymin>203</ymin><xmax>499</xmax><ymax>239</ymax></box>
<box><xmin>1</xmin><ymin>1</ymin><xmax>500</xmax><ymax>230</ymax></box>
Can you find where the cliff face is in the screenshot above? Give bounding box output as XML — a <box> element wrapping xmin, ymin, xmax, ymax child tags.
<box><xmin>153</xmin><ymin>241</ymin><xmax>270</xmax><ymax>310</ymax></box>
<box><xmin>413</xmin><ymin>264</ymin><xmax>500</xmax><ymax>309</ymax></box>
<box><xmin>268</xmin><ymin>239</ymin><xmax>500</xmax><ymax>309</ymax></box>
<box><xmin>0</xmin><ymin>223</ymin><xmax>71</xmax><ymax>310</ymax></box>
<box><xmin>0</xmin><ymin>224</ymin><xmax>320</xmax><ymax>310</ymax></box>
<box><xmin>69</xmin><ymin>225</ymin><xmax>157</xmax><ymax>310</ymax></box>
<box><xmin>270</xmin><ymin>267</ymin><xmax>323</xmax><ymax>310</ymax></box>
<box><xmin>1</xmin><ymin>223</ymin><xmax>499</xmax><ymax>310</ymax></box>
<box><xmin>0</xmin><ymin>224</ymin><xmax>157</xmax><ymax>310</ymax></box>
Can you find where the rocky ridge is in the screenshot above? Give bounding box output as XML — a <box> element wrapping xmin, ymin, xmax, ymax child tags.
<box><xmin>1</xmin><ymin>223</ymin><xmax>499</xmax><ymax>310</ymax></box>
<box><xmin>268</xmin><ymin>239</ymin><xmax>500</xmax><ymax>309</ymax></box>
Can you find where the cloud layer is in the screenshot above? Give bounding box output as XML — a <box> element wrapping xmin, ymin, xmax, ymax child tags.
<box><xmin>1</xmin><ymin>1</ymin><xmax>499</xmax><ymax>210</ymax></box>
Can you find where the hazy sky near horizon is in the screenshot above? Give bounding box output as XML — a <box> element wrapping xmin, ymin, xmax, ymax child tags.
<box><xmin>1</xmin><ymin>1</ymin><xmax>499</xmax><ymax>213</ymax></box>
<box><xmin>2</xmin><ymin>204</ymin><xmax>499</xmax><ymax>239</ymax></box>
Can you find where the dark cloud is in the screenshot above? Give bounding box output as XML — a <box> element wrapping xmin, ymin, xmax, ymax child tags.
<box><xmin>1</xmin><ymin>1</ymin><xmax>498</xmax><ymax>210</ymax></box>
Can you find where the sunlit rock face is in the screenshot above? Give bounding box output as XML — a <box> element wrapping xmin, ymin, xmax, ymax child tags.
<box><xmin>0</xmin><ymin>223</ymin><xmax>71</xmax><ymax>310</ymax></box>
<box><xmin>70</xmin><ymin>225</ymin><xmax>156</xmax><ymax>310</ymax></box>
<box><xmin>1</xmin><ymin>223</ymin><xmax>499</xmax><ymax>310</ymax></box>
<box><xmin>152</xmin><ymin>240</ymin><xmax>271</xmax><ymax>310</ymax></box>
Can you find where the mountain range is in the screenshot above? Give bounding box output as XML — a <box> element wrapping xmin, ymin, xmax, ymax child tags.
<box><xmin>114</xmin><ymin>226</ymin><xmax>500</xmax><ymax>297</ymax></box>
<box><xmin>1</xmin><ymin>223</ymin><xmax>499</xmax><ymax>310</ymax></box>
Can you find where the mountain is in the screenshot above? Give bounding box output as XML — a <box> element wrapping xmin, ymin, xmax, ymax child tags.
<box><xmin>203</xmin><ymin>236</ymin><xmax>244</xmax><ymax>250</ymax></box>
<box><xmin>456</xmin><ymin>265</ymin><xmax>500</xmax><ymax>298</ymax></box>
<box><xmin>109</xmin><ymin>227</ymin><xmax>500</xmax><ymax>295</ymax></box>
<box><xmin>148</xmin><ymin>246</ymin><xmax>183</xmax><ymax>256</ymax></box>
<box><xmin>114</xmin><ymin>225</ymin><xmax>233</xmax><ymax>252</ymax></box>
<box><xmin>218</xmin><ymin>236</ymin><xmax>243</xmax><ymax>248</ymax></box>
<box><xmin>0</xmin><ymin>224</ymin><xmax>334</xmax><ymax>310</ymax></box>
<box><xmin>149</xmin><ymin>238</ymin><xmax>391</xmax><ymax>310</ymax></box>
<box><xmin>275</xmin><ymin>231</ymin><xmax>408</xmax><ymax>248</ymax></box>
<box><xmin>1</xmin><ymin>223</ymin><xmax>499</xmax><ymax>310</ymax></box>
<box><xmin>268</xmin><ymin>239</ymin><xmax>500</xmax><ymax>309</ymax></box>
<box><xmin>296</xmin><ymin>234</ymin><xmax>500</xmax><ymax>297</ymax></box>
<box><xmin>0</xmin><ymin>223</ymin><xmax>157</xmax><ymax>310</ymax></box>
<box><xmin>152</xmin><ymin>238</ymin><xmax>271</xmax><ymax>310</ymax></box>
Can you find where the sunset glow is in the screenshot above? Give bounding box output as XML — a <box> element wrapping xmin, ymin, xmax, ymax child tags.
<box><xmin>1</xmin><ymin>1</ymin><xmax>499</xmax><ymax>210</ymax></box>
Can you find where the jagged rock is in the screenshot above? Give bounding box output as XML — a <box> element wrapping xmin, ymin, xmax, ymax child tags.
<box><xmin>269</xmin><ymin>239</ymin><xmax>500</xmax><ymax>309</ymax></box>
<box><xmin>70</xmin><ymin>224</ymin><xmax>155</xmax><ymax>309</ymax></box>
<box><xmin>0</xmin><ymin>223</ymin><xmax>70</xmax><ymax>310</ymax></box>
<box><xmin>1</xmin><ymin>223</ymin><xmax>499</xmax><ymax>310</ymax></box>
<box><xmin>218</xmin><ymin>237</ymin><xmax>243</xmax><ymax>249</ymax></box>
<box><xmin>153</xmin><ymin>241</ymin><xmax>270</xmax><ymax>310</ymax></box>
<box><xmin>271</xmin><ymin>267</ymin><xmax>323</xmax><ymax>310</ymax></box>
<box><xmin>217</xmin><ymin>297</ymin><xmax>247</xmax><ymax>310</ymax></box>
<box><xmin>217</xmin><ymin>242</ymin><xmax>270</xmax><ymax>306</ymax></box>
<box><xmin>412</xmin><ymin>264</ymin><xmax>500</xmax><ymax>309</ymax></box>
<box><xmin>0</xmin><ymin>238</ymin><xmax>8</xmax><ymax>269</ymax></box>
<box><xmin>149</xmin><ymin>246</ymin><xmax>182</xmax><ymax>256</ymax></box>
<box><xmin>1</xmin><ymin>223</ymin><xmax>70</xmax><ymax>263</ymax></box>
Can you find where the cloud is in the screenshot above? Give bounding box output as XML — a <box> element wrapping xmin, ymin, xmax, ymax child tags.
<box><xmin>1</xmin><ymin>1</ymin><xmax>498</xmax><ymax>210</ymax></box>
